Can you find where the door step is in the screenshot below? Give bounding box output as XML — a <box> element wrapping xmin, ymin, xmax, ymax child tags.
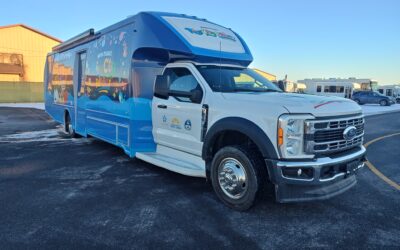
<box><xmin>135</xmin><ymin>146</ymin><xmax>206</xmax><ymax>177</ymax></box>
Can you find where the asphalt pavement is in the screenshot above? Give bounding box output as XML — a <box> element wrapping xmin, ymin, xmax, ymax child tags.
<box><xmin>0</xmin><ymin>107</ymin><xmax>399</xmax><ymax>249</ymax></box>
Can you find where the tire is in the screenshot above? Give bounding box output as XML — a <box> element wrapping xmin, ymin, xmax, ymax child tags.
<box><xmin>65</xmin><ymin>113</ymin><xmax>77</xmax><ymax>138</ymax></box>
<box><xmin>380</xmin><ymin>100</ymin><xmax>388</xmax><ymax>106</ymax></box>
<box><xmin>210</xmin><ymin>145</ymin><xmax>266</xmax><ymax>211</ymax></box>
<box><xmin>354</xmin><ymin>99</ymin><xmax>361</xmax><ymax>105</ymax></box>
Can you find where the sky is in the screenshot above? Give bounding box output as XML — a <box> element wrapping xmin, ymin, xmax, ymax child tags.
<box><xmin>1</xmin><ymin>0</ymin><xmax>399</xmax><ymax>84</ymax></box>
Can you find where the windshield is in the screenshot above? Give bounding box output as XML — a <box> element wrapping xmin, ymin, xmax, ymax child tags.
<box><xmin>196</xmin><ymin>65</ymin><xmax>282</xmax><ymax>93</ymax></box>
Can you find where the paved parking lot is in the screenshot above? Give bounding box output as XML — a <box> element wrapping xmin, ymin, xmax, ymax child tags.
<box><xmin>0</xmin><ymin>107</ymin><xmax>399</xmax><ymax>249</ymax></box>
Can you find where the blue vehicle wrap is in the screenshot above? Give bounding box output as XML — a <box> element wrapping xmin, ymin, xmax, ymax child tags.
<box><xmin>44</xmin><ymin>12</ymin><xmax>253</xmax><ymax>157</ymax></box>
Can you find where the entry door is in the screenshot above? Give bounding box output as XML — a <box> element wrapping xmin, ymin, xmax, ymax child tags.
<box><xmin>75</xmin><ymin>52</ymin><xmax>87</xmax><ymax>134</ymax></box>
<box><xmin>152</xmin><ymin>66</ymin><xmax>204</xmax><ymax>156</ymax></box>
<box><xmin>345</xmin><ymin>87</ymin><xmax>351</xmax><ymax>98</ymax></box>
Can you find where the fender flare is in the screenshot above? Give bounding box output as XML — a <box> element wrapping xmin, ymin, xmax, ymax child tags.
<box><xmin>202</xmin><ymin>117</ymin><xmax>278</xmax><ymax>162</ymax></box>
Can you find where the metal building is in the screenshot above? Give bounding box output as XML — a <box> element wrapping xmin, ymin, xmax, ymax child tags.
<box><xmin>0</xmin><ymin>24</ymin><xmax>61</xmax><ymax>82</ymax></box>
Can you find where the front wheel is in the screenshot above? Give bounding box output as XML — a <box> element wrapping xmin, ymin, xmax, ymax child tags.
<box><xmin>210</xmin><ymin>145</ymin><xmax>266</xmax><ymax>211</ymax></box>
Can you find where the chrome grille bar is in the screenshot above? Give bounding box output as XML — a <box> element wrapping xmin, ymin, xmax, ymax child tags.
<box><xmin>305</xmin><ymin>115</ymin><xmax>365</xmax><ymax>154</ymax></box>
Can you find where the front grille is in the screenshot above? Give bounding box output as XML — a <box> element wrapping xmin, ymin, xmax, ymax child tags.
<box><xmin>313</xmin><ymin>124</ymin><xmax>364</xmax><ymax>142</ymax></box>
<box><xmin>305</xmin><ymin>115</ymin><xmax>364</xmax><ymax>155</ymax></box>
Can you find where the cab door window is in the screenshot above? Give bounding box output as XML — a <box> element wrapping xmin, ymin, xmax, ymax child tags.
<box><xmin>163</xmin><ymin>67</ymin><xmax>203</xmax><ymax>103</ymax></box>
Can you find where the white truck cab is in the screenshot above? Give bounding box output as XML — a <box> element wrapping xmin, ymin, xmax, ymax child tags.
<box><xmin>137</xmin><ymin>61</ymin><xmax>366</xmax><ymax>210</ymax></box>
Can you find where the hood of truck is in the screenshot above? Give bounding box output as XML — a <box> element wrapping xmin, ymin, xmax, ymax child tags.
<box><xmin>221</xmin><ymin>92</ymin><xmax>362</xmax><ymax>117</ymax></box>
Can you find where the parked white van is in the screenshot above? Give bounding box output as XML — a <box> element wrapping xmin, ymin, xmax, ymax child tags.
<box><xmin>377</xmin><ymin>85</ymin><xmax>400</xmax><ymax>103</ymax></box>
<box><xmin>299</xmin><ymin>79</ymin><xmax>358</xmax><ymax>98</ymax></box>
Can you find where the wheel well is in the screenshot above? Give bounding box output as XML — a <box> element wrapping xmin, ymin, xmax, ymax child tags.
<box><xmin>211</xmin><ymin>130</ymin><xmax>262</xmax><ymax>160</ymax></box>
<box><xmin>205</xmin><ymin>130</ymin><xmax>268</xmax><ymax>181</ymax></box>
<box><xmin>202</xmin><ymin>117</ymin><xmax>278</xmax><ymax>164</ymax></box>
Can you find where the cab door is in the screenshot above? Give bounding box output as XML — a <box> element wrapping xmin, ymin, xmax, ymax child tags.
<box><xmin>152</xmin><ymin>64</ymin><xmax>205</xmax><ymax>156</ymax></box>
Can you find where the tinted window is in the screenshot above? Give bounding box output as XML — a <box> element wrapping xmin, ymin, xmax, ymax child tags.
<box><xmin>323</xmin><ymin>85</ymin><xmax>345</xmax><ymax>93</ymax></box>
<box><xmin>163</xmin><ymin>67</ymin><xmax>202</xmax><ymax>102</ymax></box>
<box><xmin>197</xmin><ymin>66</ymin><xmax>282</xmax><ymax>93</ymax></box>
<box><xmin>317</xmin><ymin>85</ymin><xmax>321</xmax><ymax>92</ymax></box>
<box><xmin>133</xmin><ymin>66</ymin><xmax>163</xmax><ymax>99</ymax></box>
<box><xmin>50</xmin><ymin>52</ymin><xmax>74</xmax><ymax>105</ymax></box>
<box><xmin>84</xmin><ymin>25</ymin><xmax>133</xmax><ymax>103</ymax></box>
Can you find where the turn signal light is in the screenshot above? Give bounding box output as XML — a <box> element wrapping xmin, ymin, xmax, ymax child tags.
<box><xmin>278</xmin><ymin>127</ymin><xmax>283</xmax><ymax>146</ymax></box>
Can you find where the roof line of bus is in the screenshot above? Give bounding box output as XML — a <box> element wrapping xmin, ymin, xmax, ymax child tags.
<box><xmin>50</xmin><ymin>11</ymin><xmax>232</xmax><ymax>54</ymax></box>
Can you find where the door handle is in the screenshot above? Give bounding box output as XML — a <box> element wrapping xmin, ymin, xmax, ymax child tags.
<box><xmin>157</xmin><ymin>104</ymin><xmax>167</xmax><ymax>109</ymax></box>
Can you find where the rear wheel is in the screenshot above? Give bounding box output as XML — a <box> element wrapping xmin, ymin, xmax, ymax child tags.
<box><xmin>380</xmin><ymin>100</ymin><xmax>388</xmax><ymax>106</ymax></box>
<box><xmin>210</xmin><ymin>145</ymin><xmax>266</xmax><ymax>211</ymax></box>
<box><xmin>65</xmin><ymin>113</ymin><xmax>77</xmax><ymax>138</ymax></box>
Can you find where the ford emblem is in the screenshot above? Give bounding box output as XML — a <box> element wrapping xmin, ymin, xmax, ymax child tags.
<box><xmin>343</xmin><ymin>126</ymin><xmax>357</xmax><ymax>140</ymax></box>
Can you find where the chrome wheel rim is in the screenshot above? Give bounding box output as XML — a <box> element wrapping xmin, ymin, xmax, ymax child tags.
<box><xmin>217</xmin><ymin>158</ymin><xmax>248</xmax><ymax>199</ymax></box>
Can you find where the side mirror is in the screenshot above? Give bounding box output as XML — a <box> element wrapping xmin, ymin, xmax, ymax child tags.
<box><xmin>154</xmin><ymin>75</ymin><xmax>169</xmax><ymax>99</ymax></box>
<box><xmin>190</xmin><ymin>89</ymin><xmax>203</xmax><ymax>104</ymax></box>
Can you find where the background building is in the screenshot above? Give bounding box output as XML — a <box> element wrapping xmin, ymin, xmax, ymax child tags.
<box><xmin>278</xmin><ymin>80</ymin><xmax>306</xmax><ymax>93</ymax></box>
<box><xmin>253</xmin><ymin>68</ymin><xmax>277</xmax><ymax>81</ymax></box>
<box><xmin>0</xmin><ymin>24</ymin><xmax>61</xmax><ymax>82</ymax></box>
<box><xmin>0</xmin><ymin>24</ymin><xmax>61</xmax><ymax>102</ymax></box>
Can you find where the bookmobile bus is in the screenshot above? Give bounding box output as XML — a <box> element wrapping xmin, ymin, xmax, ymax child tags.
<box><xmin>45</xmin><ymin>12</ymin><xmax>366</xmax><ymax>210</ymax></box>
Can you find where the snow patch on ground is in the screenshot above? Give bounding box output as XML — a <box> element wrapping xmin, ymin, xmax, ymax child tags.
<box><xmin>361</xmin><ymin>104</ymin><xmax>400</xmax><ymax>116</ymax></box>
<box><xmin>0</xmin><ymin>103</ymin><xmax>44</xmax><ymax>110</ymax></box>
<box><xmin>0</xmin><ymin>129</ymin><xmax>60</xmax><ymax>141</ymax></box>
<box><xmin>0</xmin><ymin>127</ymin><xmax>92</xmax><ymax>144</ymax></box>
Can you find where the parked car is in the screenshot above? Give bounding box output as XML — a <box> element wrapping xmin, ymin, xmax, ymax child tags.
<box><xmin>352</xmin><ymin>91</ymin><xmax>395</xmax><ymax>106</ymax></box>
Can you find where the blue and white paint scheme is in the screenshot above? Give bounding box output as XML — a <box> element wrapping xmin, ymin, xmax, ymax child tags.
<box><xmin>45</xmin><ymin>12</ymin><xmax>366</xmax><ymax>210</ymax></box>
<box><xmin>44</xmin><ymin>12</ymin><xmax>253</xmax><ymax>158</ymax></box>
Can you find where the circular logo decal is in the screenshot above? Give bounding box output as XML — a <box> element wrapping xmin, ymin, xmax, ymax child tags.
<box><xmin>184</xmin><ymin>120</ymin><xmax>192</xmax><ymax>131</ymax></box>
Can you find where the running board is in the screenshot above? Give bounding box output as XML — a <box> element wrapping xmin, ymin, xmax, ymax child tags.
<box><xmin>135</xmin><ymin>146</ymin><xmax>206</xmax><ymax>178</ymax></box>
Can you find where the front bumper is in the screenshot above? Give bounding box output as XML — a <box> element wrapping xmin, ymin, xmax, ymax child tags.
<box><xmin>265</xmin><ymin>146</ymin><xmax>366</xmax><ymax>203</ymax></box>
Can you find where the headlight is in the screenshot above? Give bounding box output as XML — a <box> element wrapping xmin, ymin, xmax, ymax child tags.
<box><xmin>278</xmin><ymin>114</ymin><xmax>315</xmax><ymax>159</ymax></box>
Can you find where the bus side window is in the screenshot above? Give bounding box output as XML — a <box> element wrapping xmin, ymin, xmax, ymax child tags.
<box><xmin>317</xmin><ymin>85</ymin><xmax>321</xmax><ymax>92</ymax></box>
